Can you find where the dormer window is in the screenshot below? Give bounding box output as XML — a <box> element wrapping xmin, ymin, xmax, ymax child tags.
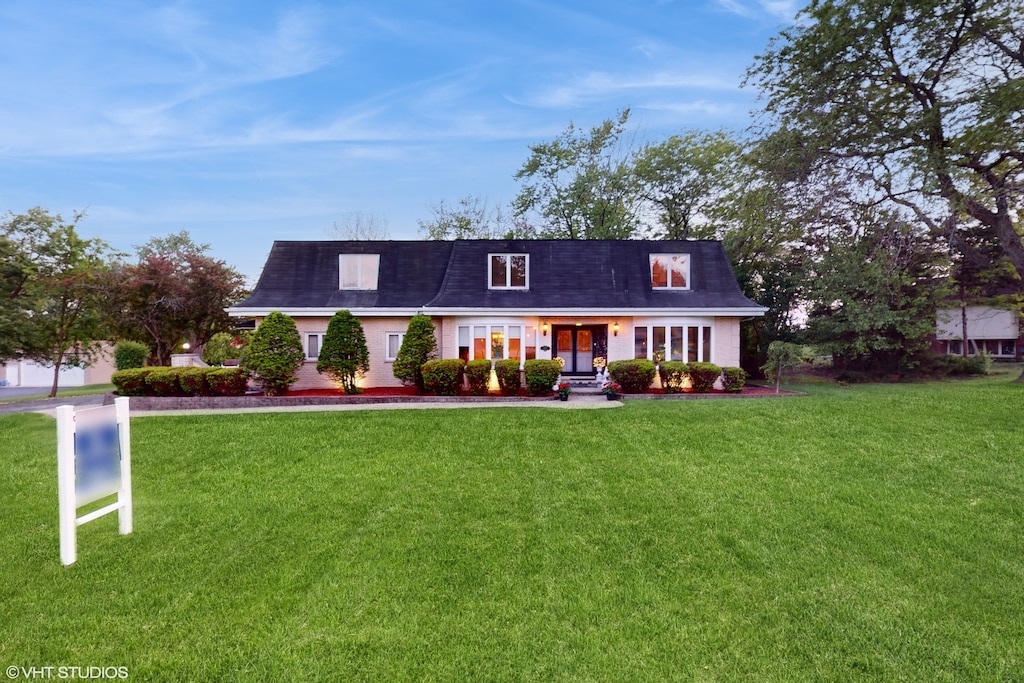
<box><xmin>650</xmin><ymin>254</ymin><xmax>689</xmax><ymax>290</ymax></box>
<box><xmin>489</xmin><ymin>253</ymin><xmax>528</xmax><ymax>289</ymax></box>
<box><xmin>339</xmin><ymin>254</ymin><xmax>379</xmax><ymax>290</ymax></box>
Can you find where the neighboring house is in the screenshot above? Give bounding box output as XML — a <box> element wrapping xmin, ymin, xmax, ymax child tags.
<box><xmin>1</xmin><ymin>343</ymin><xmax>117</xmax><ymax>388</ymax></box>
<box><xmin>934</xmin><ymin>306</ymin><xmax>1023</xmax><ymax>360</ymax></box>
<box><xmin>227</xmin><ymin>240</ymin><xmax>767</xmax><ymax>390</ymax></box>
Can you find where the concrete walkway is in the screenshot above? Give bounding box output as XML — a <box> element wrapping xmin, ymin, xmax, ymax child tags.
<box><xmin>1</xmin><ymin>390</ymin><xmax>622</xmax><ymax>418</ymax></box>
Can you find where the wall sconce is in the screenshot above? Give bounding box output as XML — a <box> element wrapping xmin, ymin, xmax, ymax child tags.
<box><xmin>541</xmin><ymin>322</ymin><xmax>549</xmax><ymax>336</ymax></box>
<box><xmin>613</xmin><ymin>322</ymin><xmax>620</xmax><ymax>336</ymax></box>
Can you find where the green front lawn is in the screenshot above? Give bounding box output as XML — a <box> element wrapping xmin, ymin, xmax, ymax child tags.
<box><xmin>1</xmin><ymin>374</ymin><xmax>1022</xmax><ymax>681</ymax></box>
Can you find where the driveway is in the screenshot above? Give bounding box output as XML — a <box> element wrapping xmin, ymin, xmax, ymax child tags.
<box><xmin>0</xmin><ymin>388</ymin><xmax>107</xmax><ymax>415</ymax></box>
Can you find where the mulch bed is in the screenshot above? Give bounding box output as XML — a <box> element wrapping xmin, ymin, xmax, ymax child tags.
<box><xmin>283</xmin><ymin>384</ymin><xmax>788</xmax><ymax>398</ymax></box>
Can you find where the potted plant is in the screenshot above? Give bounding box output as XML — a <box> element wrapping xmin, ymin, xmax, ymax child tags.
<box><xmin>601</xmin><ymin>381</ymin><xmax>622</xmax><ymax>400</ymax></box>
<box><xmin>556</xmin><ymin>382</ymin><xmax>572</xmax><ymax>401</ymax></box>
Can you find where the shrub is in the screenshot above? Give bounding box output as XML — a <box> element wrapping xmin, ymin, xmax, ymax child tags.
<box><xmin>687</xmin><ymin>362</ymin><xmax>722</xmax><ymax>393</ymax></box>
<box><xmin>393</xmin><ymin>314</ymin><xmax>437</xmax><ymax>393</ymax></box>
<box><xmin>608</xmin><ymin>359</ymin><xmax>656</xmax><ymax>394</ymax></box>
<box><xmin>114</xmin><ymin>341</ymin><xmax>149</xmax><ymax>371</ymax></box>
<box><xmin>524</xmin><ymin>359</ymin><xmax>561</xmax><ymax>396</ymax></box>
<box><xmin>111</xmin><ymin>368</ymin><xmax>154</xmax><ymax>396</ymax></box>
<box><xmin>206</xmin><ymin>368</ymin><xmax>249</xmax><ymax>396</ymax></box>
<box><xmin>964</xmin><ymin>351</ymin><xmax>993</xmax><ymax>376</ymax></box>
<box><xmin>493</xmin><ymin>359</ymin><xmax>522</xmax><ymax>395</ymax></box>
<box><xmin>177</xmin><ymin>367</ymin><xmax>209</xmax><ymax>396</ymax></box>
<box><xmin>316</xmin><ymin>310</ymin><xmax>370</xmax><ymax>394</ymax></box>
<box><xmin>465</xmin><ymin>359</ymin><xmax>492</xmax><ymax>395</ymax></box>
<box><xmin>720</xmin><ymin>366</ymin><xmax>747</xmax><ymax>393</ymax></box>
<box><xmin>145</xmin><ymin>368</ymin><xmax>182</xmax><ymax>397</ymax></box>
<box><xmin>422</xmin><ymin>359</ymin><xmax>465</xmax><ymax>396</ymax></box>
<box><xmin>241</xmin><ymin>311</ymin><xmax>305</xmax><ymax>396</ymax></box>
<box><xmin>202</xmin><ymin>331</ymin><xmax>251</xmax><ymax>366</ymax></box>
<box><xmin>658</xmin><ymin>361</ymin><xmax>689</xmax><ymax>394</ymax></box>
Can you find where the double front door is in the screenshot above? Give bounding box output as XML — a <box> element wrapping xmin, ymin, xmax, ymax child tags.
<box><xmin>553</xmin><ymin>325</ymin><xmax>606</xmax><ymax>375</ymax></box>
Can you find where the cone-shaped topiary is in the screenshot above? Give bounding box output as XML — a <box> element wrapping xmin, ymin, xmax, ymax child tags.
<box><xmin>393</xmin><ymin>314</ymin><xmax>437</xmax><ymax>393</ymax></box>
<box><xmin>316</xmin><ymin>310</ymin><xmax>370</xmax><ymax>394</ymax></box>
<box><xmin>242</xmin><ymin>311</ymin><xmax>305</xmax><ymax>396</ymax></box>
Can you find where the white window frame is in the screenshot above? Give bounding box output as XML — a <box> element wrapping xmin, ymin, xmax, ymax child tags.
<box><xmin>650</xmin><ymin>254</ymin><xmax>690</xmax><ymax>290</ymax></box>
<box><xmin>385</xmin><ymin>332</ymin><xmax>405</xmax><ymax>362</ymax></box>
<box><xmin>305</xmin><ymin>332</ymin><xmax>326</xmax><ymax>361</ymax></box>
<box><xmin>339</xmin><ymin>254</ymin><xmax>380</xmax><ymax>290</ymax></box>
<box><xmin>634</xmin><ymin>321</ymin><xmax>713</xmax><ymax>364</ymax></box>
<box><xmin>458</xmin><ymin>322</ymin><xmax>537</xmax><ymax>368</ymax></box>
<box><xmin>488</xmin><ymin>253</ymin><xmax>529</xmax><ymax>290</ymax></box>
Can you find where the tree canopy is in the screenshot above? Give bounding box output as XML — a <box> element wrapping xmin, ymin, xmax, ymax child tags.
<box><xmin>747</xmin><ymin>0</ymin><xmax>1024</xmax><ymax>281</ymax></box>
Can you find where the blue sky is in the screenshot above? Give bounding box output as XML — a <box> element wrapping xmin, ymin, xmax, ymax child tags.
<box><xmin>0</xmin><ymin>0</ymin><xmax>802</xmax><ymax>283</ymax></box>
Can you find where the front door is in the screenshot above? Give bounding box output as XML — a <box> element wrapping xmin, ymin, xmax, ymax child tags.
<box><xmin>554</xmin><ymin>325</ymin><xmax>606</xmax><ymax>375</ymax></box>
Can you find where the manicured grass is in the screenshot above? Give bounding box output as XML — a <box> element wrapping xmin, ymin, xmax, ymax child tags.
<box><xmin>2</xmin><ymin>374</ymin><xmax>1022</xmax><ymax>680</ymax></box>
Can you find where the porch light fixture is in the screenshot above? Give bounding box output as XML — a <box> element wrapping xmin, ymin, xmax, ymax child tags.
<box><xmin>541</xmin><ymin>322</ymin><xmax>549</xmax><ymax>336</ymax></box>
<box><xmin>613</xmin><ymin>322</ymin><xmax>620</xmax><ymax>336</ymax></box>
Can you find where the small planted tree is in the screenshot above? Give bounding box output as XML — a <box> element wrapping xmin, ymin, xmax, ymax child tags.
<box><xmin>761</xmin><ymin>341</ymin><xmax>805</xmax><ymax>394</ymax></box>
<box><xmin>114</xmin><ymin>341</ymin><xmax>149</xmax><ymax>370</ymax></box>
<box><xmin>393</xmin><ymin>314</ymin><xmax>437</xmax><ymax>393</ymax></box>
<box><xmin>242</xmin><ymin>311</ymin><xmax>304</xmax><ymax>396</ymax></box>
<box><xmin>316</xmin><ymin>310</ymin><xmax>370</xmax><ymax>394</ymax></box>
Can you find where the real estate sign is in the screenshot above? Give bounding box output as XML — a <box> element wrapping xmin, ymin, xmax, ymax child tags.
<box><xmin>56</xmin><ymin>397</ymin><xmax>133</xmax><ymax>566</ymax></box>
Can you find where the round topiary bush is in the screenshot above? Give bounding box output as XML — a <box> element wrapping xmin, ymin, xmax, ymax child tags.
<box><xmin>607</xmin><ymin>359</ymin><xmax>656</xmax><ymax>394</ymax></box>
<box><xmin>658</xmin><ymin>361</ymin><xmax>689</xmax><ymax>393</ymax></box>
<box><xmin>465</xmin><ymin>359</ymin><xmax>492</xmax><ymax>395</ymax></box>
<box><xmin>720</xmin><ymin>366</ymin><xmax>747</xmax><ymax>393</ymax></box>
<box><xmin>422</xmin><ymin>358</ymin><xmax>465</xmax><ymax>395</ymax></box>
<box><xmin>687</xmin><ymin>362</ymin><xmax>722</xmax><ymax>393</ymax></box>
<box><xmin>524</xmin><ymin>359</ymin><xmax>561</xmax><ymax>396</ymax></box>
<box><xmin>494</xmin><ymin>359</ymin><xmax>522</xmax><ymax>395</ymax></box>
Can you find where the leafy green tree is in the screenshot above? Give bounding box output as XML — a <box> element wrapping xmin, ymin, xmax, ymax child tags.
<box><xmin>242</xmin><ymin>311</ymin><xmax>304</xmax><ymax>395</ymax></box>
<box><xmin>103</xmin><ymin>231</ymin><xmax>248</xmax><ymax>364</ymax></box>
<box><xmin>1</xmin><ymin>208</ymin><xmax>115</xmax><ymax>397</ymax></box>
<box><xmin>633</xmin><ymin>129</ymin><xmax>741</xmax><ymax>240</ymax></box>
<box><xmin>804</xmin><ymin>215</ymin><xmax>947</xmax><ymax>374</ymax></box>
<box><xmin>760</xmin><ymin>341</ymin><xmax>806</xmax><ymax>394</ymax></box>
<box><xmin>114</xmin><ymin>341</ymin><xmax>149</xmax><ymax>370</ymax></box>
<box><xmin>393</xmin><ymin>314</ymin><xmax>437</xmax><ymax>393</ymax></box>
<box><xmin>316</xmin><ymin>310</ymin><xmax>370</xmax><ymax>394</ymax></box>
<box><xmin>513</xmin><ymin>109</ymin><xmax>637</xmax><ymax>239</ymax></box>
<box><xmin>747</xmin><ymin>0</ymin><xmax>1024</xmax><ymax>281</ymax></box>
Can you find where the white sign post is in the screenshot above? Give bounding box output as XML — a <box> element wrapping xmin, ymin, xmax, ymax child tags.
<box><xmin>56</xmin><ymin>397</ymin><xmax>133</xmax><ymax>566</ymax></box>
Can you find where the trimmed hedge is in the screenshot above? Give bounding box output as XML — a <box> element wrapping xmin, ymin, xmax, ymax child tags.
<box><xmin>205</xmin><ymin>368</ymin><xmax>250</xmax><ymax>396</ymax></box>
<box><xmin>422</xmin><ymin>359</ymin><xmax>465</xmax><ymax>396</ymax></box>
<box><xmin>465</xmin><ymin>359</ymin><xmax>492</xmax><ymax>395</ymax></box>
<box><xmin>145</xmin><ymin>368</ymin><xmax>182</xmax><ymax>397</ymax></box>
<box><xmin>687</xmin><ymin>362</ymin><xmax>722</xmax><ymax>393</ymax></box>
<box><xmin>658</xmin><ymin>361</ymin><xmax>689</xmax><ymax>394</ymax></box>
<box><xmin>494</xmin><ymin>359</ymin><xmax>522</xmax><ymax>396</ymax></box>
<box><xmin>111</xmin><ymin>368</ymin><xmax>154</xmax><ymax>396</ymax></box>
<box><xmin>524</xmin><ymin>359</ymin><xmax>561</xmax><ymax>396</ymax></box>
<box><xmin>112</xmin><ymin>367</ymin><xmax>249</xmax><ymax>397</ymax></box>
<box><xmin>608</xmin><ymin>359</ymin><xmax>657</xmax><ymax>394</ymax></box>
<box><xmin>720</xmin><ymin>366</ymin><xmax>747</xmax><ymax>393</ymax></box>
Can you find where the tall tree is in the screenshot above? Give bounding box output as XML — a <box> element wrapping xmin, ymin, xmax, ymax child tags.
<box><xmin>633</xmin><ymin>129</ymin><xmax>742</xmax><ymax>240</ymax></box>
<box><xmin>513</xmin><ymin>109</ymin><xmax>638</xmax><ymax>239</ymax></box>
<box><xmin>804</xmin><ymin>212</ymin><xmax>948</xmax><ymax>374</ymax></box>
<box><xmin>1</xmin><ymin>208</ymin><xmax>114</xmax><ymax>397</ymax></box>
<box><xmin>329</xmin><ymin>212</ymin><xmax>391</xmax><ymax>240</ymax></box>
<box><xmin>103</xmin><ymin>231</ymin><xmax>248</xmax><ymax>364</ymax></box>
<box><xmin>747</xmin><ymin>0</ymin><xmax>1024</xmax><ymax>281</ymax></box>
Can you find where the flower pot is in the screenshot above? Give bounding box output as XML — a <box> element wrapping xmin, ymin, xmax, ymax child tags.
<box><xmin>605</xmin><ymin>393</ymin><xmax>619</xmax><ymax>401</ymax></box>
<box><xmin>559</xmin><ymin>394</ymin><xmax>569</xmax><ymax>401</ymax></box>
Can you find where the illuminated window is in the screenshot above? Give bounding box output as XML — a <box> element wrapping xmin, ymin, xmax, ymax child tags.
<box><xmin>650</xmin><ymin>254</ymin><xmax>689</xmax><ymax>290</ymax></box>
